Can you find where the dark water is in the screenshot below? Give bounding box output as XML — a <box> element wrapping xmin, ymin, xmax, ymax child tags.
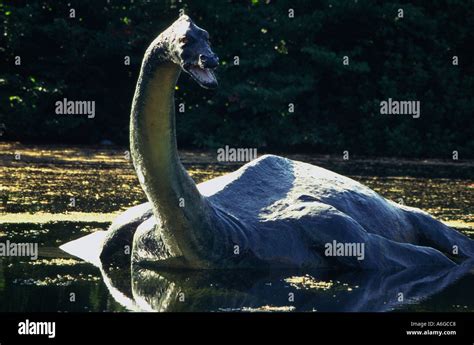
<box><xmin>1</xmin><ymin>220</ymin><xmax>473</xmax><ymax>312</ymax></box>
<box><xmin>1</xmin><ymin>143</ymin><xmax>473</xmax><ymax>312</ymax></box>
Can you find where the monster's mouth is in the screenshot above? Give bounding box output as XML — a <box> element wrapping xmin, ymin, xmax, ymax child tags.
<box><xmin>184</xmin><ymin>64</ymin><xmax>218</xmax><ymax>89</ymax></box>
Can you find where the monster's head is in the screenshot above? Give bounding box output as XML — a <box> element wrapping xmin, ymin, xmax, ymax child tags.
<box><xmin>156</xmin><ymin>15</ymin><xmax>219</xmax><ymax>89</ymax></box>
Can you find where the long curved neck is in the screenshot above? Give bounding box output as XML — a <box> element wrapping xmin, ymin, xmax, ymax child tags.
<box><xmin>130</xmin><ymin>52</ymin><xmax>215</xmax><ymax>266</ymax></box>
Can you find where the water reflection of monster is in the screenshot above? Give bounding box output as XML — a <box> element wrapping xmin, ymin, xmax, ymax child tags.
<box><xmin>98</xmin><ymin>260</ymin><xmax>474</xmax><ymax>312</ymax></box>
<box><xmin>61</xmin><ymin>15</ymin><xmax>474</xmax><ymax>270</ymax></box>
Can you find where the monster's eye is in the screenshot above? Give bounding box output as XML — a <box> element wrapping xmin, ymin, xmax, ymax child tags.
<box><xmin>178</xmin><ymin>37</ymin><xmax>188</xmax><ymax>44</ymax></box>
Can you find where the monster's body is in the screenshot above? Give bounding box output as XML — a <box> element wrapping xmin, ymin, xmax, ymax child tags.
<box><xmin>98</xmin><ymin>154</ymin><xmax>473</xmax><ymax>270</ymax></box>
<box><xmin>61</xmin><ymin>16</ymin><xmax>474</xmax><ymax>270</ymax></box>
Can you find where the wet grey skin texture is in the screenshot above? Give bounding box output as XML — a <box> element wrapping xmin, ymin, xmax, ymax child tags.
<box><xmin>67</xmin><ymin>15</ymin><xmax>474</xmax><ymax>270</ymax></box>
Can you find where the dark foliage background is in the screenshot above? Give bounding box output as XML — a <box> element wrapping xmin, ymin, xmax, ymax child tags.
<box><xmin>1</xmin><ymin>0</ymin><xmax>473</xmax><ymax>157</ymax></box>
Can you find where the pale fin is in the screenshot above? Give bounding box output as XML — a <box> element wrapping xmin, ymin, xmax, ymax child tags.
<box><xmin>59</xmin><ymin>231</ymin><xmax>107</xmax><ymax>267</ymax></box>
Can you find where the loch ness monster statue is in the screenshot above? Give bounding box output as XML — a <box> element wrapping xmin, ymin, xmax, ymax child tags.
<box><xmin>61</xmin><ymin>15</ymin><xmax>474</xmax><ymax>271</ymax></box>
